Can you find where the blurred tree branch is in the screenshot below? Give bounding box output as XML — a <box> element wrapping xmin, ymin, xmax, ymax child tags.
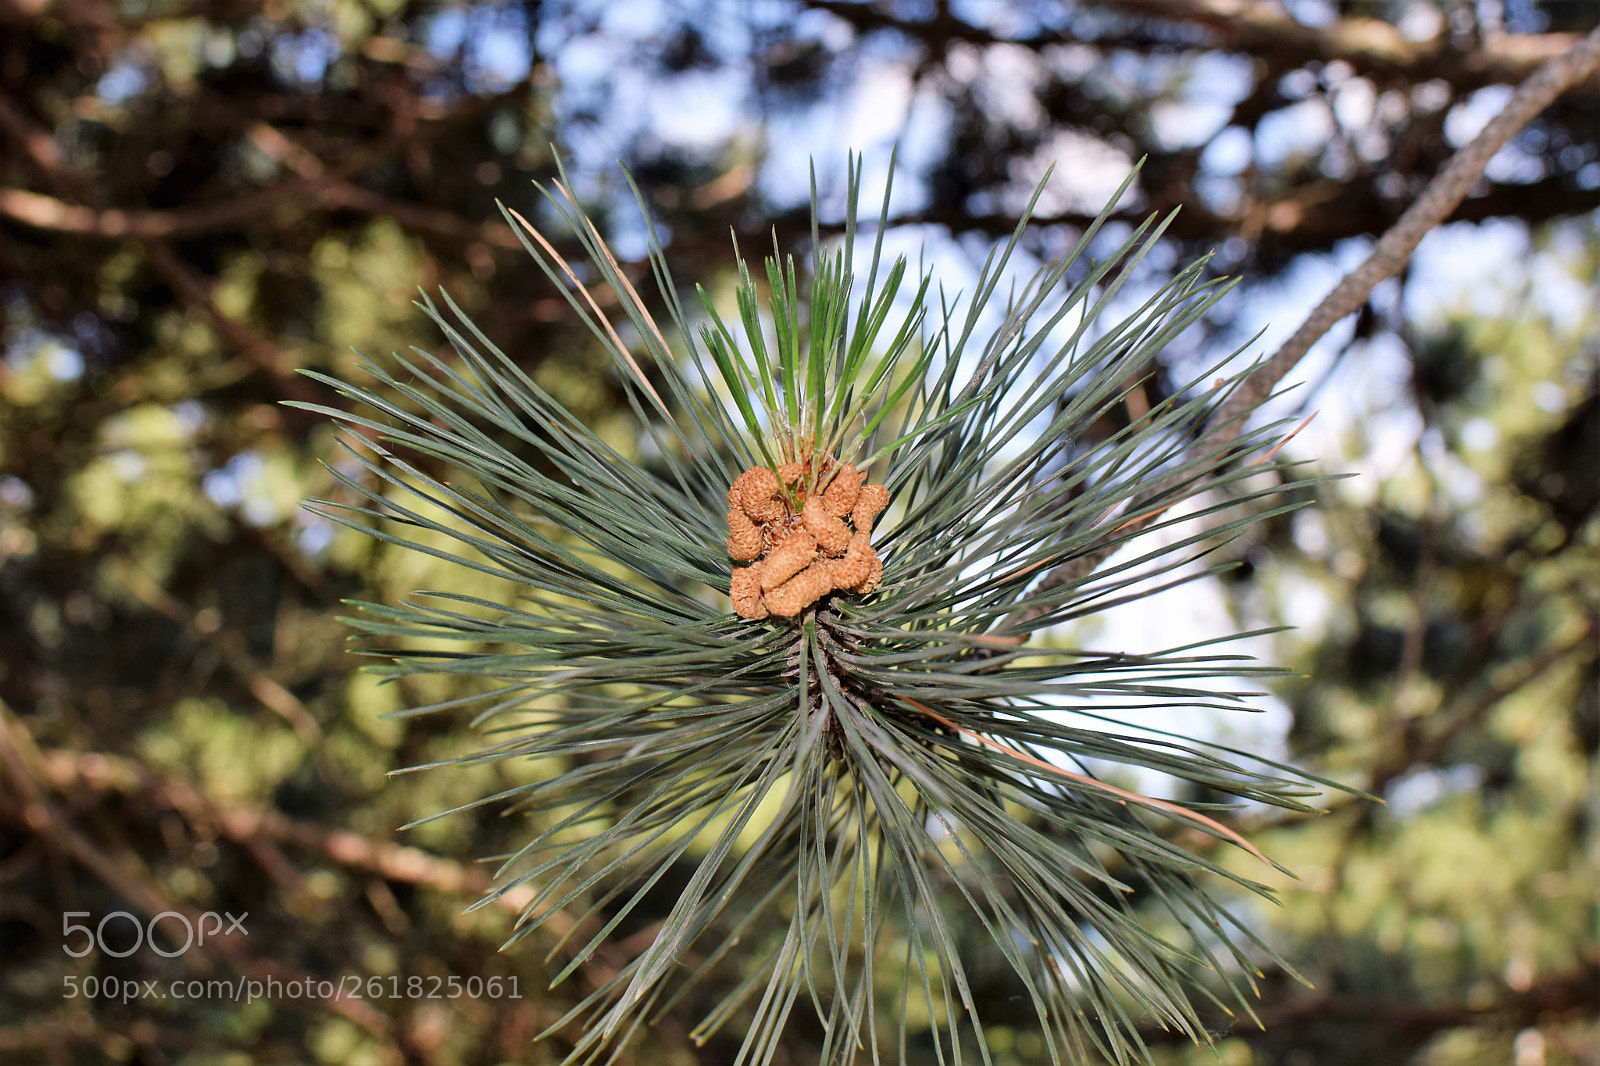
<box><xmin>1214</xmin><ymin>23</ymin><xmax>1600</xmax><ymax>431</ymax></box>
<box><xmin>1116</xmin><ymin>0</ymin><xmax>1600</xmax><ymax>93</ymax></box>
<box><xmin>0</xmin><ymin>702</ymin><xmax>399</xmax><ymax>1045</ymax></box>
<box><xmin>806</xmin><ymin>0</ymin><xmax>1598</xmax><ymax>93</ymax></box>
<box><xmin>1139</xmin><ymin>956</ymin><xmax>1600</xmax><ymax>1043</ymax></box>
<box><xmin>787</xmin><ymin>173</ymin><xmax>1599</xmax><ymax>259</ymax></box>
<box><xmin>1364</xmin><ymin>614</ymin><xmax>1596</xmax><ymax>796</ymax></box>
<box><xmin>1007</xmin><ymin>24</ymin><xmax>1600</xmax><ymax>626</ymax></box>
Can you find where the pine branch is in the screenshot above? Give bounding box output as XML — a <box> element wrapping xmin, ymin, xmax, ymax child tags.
<box><xmin>304</xmin><ymin>154</ymin><xmax>1347</xmax><ymax>1065</ymax></box>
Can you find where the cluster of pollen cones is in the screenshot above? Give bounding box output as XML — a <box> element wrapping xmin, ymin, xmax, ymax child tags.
<box><xmin>726</xmin><ymin>460</ymin><xmax>889</xmax><ymax>619</ymax></box>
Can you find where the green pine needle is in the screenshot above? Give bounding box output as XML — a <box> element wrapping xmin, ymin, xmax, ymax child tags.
<box><xmin>296</xmin><ymin>153</ymin><xmax>1335</xmax><ymax>1066</ymax></box>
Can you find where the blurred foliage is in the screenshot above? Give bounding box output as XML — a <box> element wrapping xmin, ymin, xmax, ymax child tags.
<box><xmin>0</xmin><ymin>1</ymin><xmax>1595</xmax><ymax>1064</ymax></box>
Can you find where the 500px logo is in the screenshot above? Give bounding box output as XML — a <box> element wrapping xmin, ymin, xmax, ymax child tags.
<box><xmin>62</xmin><ymin>911</ymin><xmax>247</xmax><ymax>958</ymax></box>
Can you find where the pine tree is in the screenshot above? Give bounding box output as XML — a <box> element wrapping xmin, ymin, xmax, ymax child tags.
<box><xmin>295</xmin><ymin>157</ymin><xmax>1339</xmax><ymax>1065</ymax></box>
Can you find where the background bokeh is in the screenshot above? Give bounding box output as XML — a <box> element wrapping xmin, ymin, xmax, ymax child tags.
<box><xmin>1</xmin><ymin>1</ymin><xmax>1596</xmax><ymax>1064</ymax></box>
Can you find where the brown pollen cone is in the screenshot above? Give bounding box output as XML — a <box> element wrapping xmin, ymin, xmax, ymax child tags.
<box><xmin>733</xmin><ymin>467</ymin><xmax>784</xmax><ymax>523</ymax></box>
<box><xmin>727</xmin><ymin>508</ymin><xmax>764</xmax><ymax>561</ymax></box>
<box><xmin>760</xmin><ymin>528</ymin><xmax>818</xmax><ymax>590</ymax></box>
<box><xmin>765</xmin><ymin>560</ymin><xmax>834</xmax><ymax>617</ymax></box>
<box><xmin>802</xmin><ymin>495</ymin><xmax>851</xmax><ymax>556</ymax></box>
<box><xmin>730</xmin><ymin>564</ymin><xmax>768</xmax><ymax>619</ymax></box>
<box><xmin>827</xmin><ymin>532</ymin><xmax>874</xmax><ymax>590</ymax></box>
<box><xmin>852</xmin><ymin>483</ymin><xmax>889</xmax><ymax>536</ymax></box>
<box><xmin>822</xmin><ymin>462</ymin><xmax>863</xmax><ymax>518</ymax></box>
<box><xmin>850</xmin><ymin>552</ymin><xmax>884</xmax><ymax>595</ymax></box>
<box><xmin>725</xmin><ymin>461</ymin><xmax>890</xmax><ymax>620</ymax></box>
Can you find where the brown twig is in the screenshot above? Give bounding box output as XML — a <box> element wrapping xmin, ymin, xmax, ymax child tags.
<box><xmin>137</xmin><ymin>240</ymin><xmax>326</xmax><ymax>401</ymax></box>
<box><xmin>1176</xmin><ymin>614</ymin><xmax>1594</xmax><ymax>836</ymax></box>
<box><xmin>1210</xmin><ymin>24</ymin><xmax>1600</xmax><ymax>435</ymax></box>
<box><xmin>110</xmin><ymin>561</ymin><xmax>348</xmax><ymax>790</ymax></box>
<box><xmin>0</xmin><ymin>92</ymin><xmax>96</xmax><ymax>199</ymax></box>
<box><xmin>1176</xmin><ymin>956</ymin><xmax>1600</xmax><ymax>1040</ymax></box>
<box><xmin>0</xmin><ymin>176</ymin><xmax>331</xmax><ymax>238</ymax></box>
<box><xmin>0</xmin><ymin>87</ymin><xmax>325</xmax><ymax>403</ymax></box>
<box><xmin>30</xmin><ymin>744</ymin><xmax>550</xmax><ymax>922</ymax></box>
<box><xmin>1009</xmin><ymin>27</ymin><xmax>1600</xmax><ymax>630</ymax></box>
<box><xmin>807</xmin><ymin>0</ymin><xmax>1597</xmax><ymax>93</ymax></box>
<box><xmin>0</xmin><ymin>71</ymin><xmax>533</xmax><ymax>241</ymax></box>
<box><xmin>1111</xmin><ymin>0</ymin><xmax>1600</xmax><ymax>94</ymax></box>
